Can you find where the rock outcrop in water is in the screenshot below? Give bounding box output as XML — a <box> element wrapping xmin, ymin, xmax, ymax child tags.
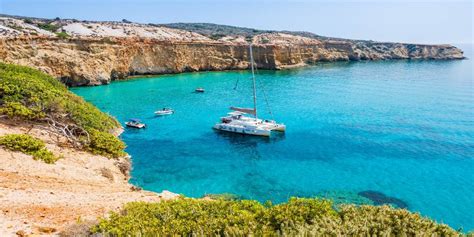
<box><xmin>358</xmin><ymin>190</ymin><xmax>409</xmax><ymax>209</ymax></box>
<box><xmin>0</xmin><ymin>16</ymin><xmax>465</xmax><ymax>86</ymax></box>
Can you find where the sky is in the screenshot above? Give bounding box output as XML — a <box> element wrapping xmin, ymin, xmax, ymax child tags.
<box><xmin>0</xmin><ymin>0</ymin><xmax>472</xmax><ymax>44</ymax></box>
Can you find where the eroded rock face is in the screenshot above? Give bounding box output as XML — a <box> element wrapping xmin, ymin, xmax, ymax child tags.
<box><xmin>0</xmin><ymin>16</ymin><xmax>464</xmax><ymax>86</ymax></box>
<box><xmin>0</xmin><ymin>36</ymin><xmax>464</xmax><ymax>86</ymax></box>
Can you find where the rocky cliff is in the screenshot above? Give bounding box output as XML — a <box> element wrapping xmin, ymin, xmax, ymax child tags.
<box><xmin>0</xmin><ymin>16</ymin><xmax>465</xmax><ymax>86</ymax></box>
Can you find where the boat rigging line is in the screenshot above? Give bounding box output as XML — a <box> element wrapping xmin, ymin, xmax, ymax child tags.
<box><xmin>231</xmin><ymin>43</ymin><xmax>275</xmax><ymax>121</ymax></box>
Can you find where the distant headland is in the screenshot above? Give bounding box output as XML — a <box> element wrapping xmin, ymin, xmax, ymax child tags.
<box><xmin>0</xmin><ymin>14</ymin><xmax>464</xmax><ymax>86</ymax></box>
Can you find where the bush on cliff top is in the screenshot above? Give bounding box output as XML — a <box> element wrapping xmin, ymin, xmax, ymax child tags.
<box><xmin>0</xmin><ymin>134</ymin><xmax>58</xmax><ymax>164</ymax></box>
<box><xmin>0</xmin><ymin>63</ymin><xmax>125</xmax><ymax>158</ymax></box>
<box><xmin>36</xmin><ymin>22</ymin><xmax>61</xmax><ymax>32</ymax></box>
<box><xmin>92</xmin><ymin>198</ymin><xmax>458</xmax><ymax>236</ymax></box>
<box><xmin>55</xmin><ymin>31</ymin><xmax>70</xmax><ymax>39</ymax></box>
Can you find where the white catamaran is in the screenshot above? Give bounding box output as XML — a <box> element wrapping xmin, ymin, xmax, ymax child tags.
<box><xmin>213</xmin><ymin>44</ymin><xmax>286</xmax><ymax>137</ymax></box>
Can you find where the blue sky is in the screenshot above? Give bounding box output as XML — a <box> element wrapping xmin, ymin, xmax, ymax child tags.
<box><xmin>1</xmin><ymin>0</ymin><xmax>472</xmax><ymax>44</ymax></box>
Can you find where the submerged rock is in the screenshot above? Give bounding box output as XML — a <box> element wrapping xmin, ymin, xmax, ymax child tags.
<box><xmin>203</xmin><ymin>193</ymin><xmax>245</xmax><ymax>201</ymax></box>
<box><xmin>358</xmin><ymin>190</ymin><xmax>408</xmax><ymax>209</ymax></box>
<box><xmin>316</xmin><ymin>190</ymin><xmax>374</xmax><ymax>206</ymax></box>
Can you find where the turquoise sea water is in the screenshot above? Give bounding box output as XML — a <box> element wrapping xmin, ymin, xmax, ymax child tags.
<box><xmin>72</xmin><ymin>45</ymin><xmax>474</xmax><ymax>230</ymax></box>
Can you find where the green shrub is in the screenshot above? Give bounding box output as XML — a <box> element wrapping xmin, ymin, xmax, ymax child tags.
<box><xmin>0</xmin><ymin>101</ymin><xmax>42</xmax><ymax>119</ymax></box>
<box><xmin>31</xmin><ymin>148</ymin><xmax>57</xmax><ymax>164</ymax></box>
<box><xmin>37</xmin><ymin>22</ymin><xmax>60</xmax><ymax>32</ymax></box>
<box><xmin>209</xmin><ymin>33</ymin><xmax>226</xmax><ymax>40</ymax></box>
<box><xmin>265</xmin><ymin>198</ymin><xmax>338</xmax><ymax>231</ymax></box>
<box><xmin>88</xmin><ymin>129</ymin><xmax>125</xmax><ymax>158</ymax></box>
<box><xmin>204</xmin><ymin>193</ymin><xmax>242</xmax><ymax>201</ymax></box>
<box><xmin>0</xmin><ymin>133</ymin><xmax>44</xmax><ymax>151</ymax></box>
<box><xmin>245</xmin><ymin>35</ymin><xmax>253</xmax><ymax>43</ymax></box>
<box><xmin>9</xmin><ymin>24</ymin><xmax>24</xmax><ymax>31</ymax></box>
<box><xmin>92</xmin><ymin>198</ymin><xmax>459</xmax><ymax>236</ymax></box>
<box><xmin>333</xmin><ymin>204</ymin><xmax>458</xmax><ymax>236</ymax></box>
<box><xmin>55</xmin><ymin>31</ymin><xmax>70</xmax><ymax>39</ymax></box>
<box><xmin>93</xmin><ymin>198</ymin><xmax>268</xmax><ymax>235</ymax></box>
<box><xmin>0</xmin><ymin>134</ymin><xmax>58</xmax><ymax>164</ymax></box>
<box><xmin>23</xmin><ymin>18</ymin><xmax>33</xmax><ymax>24</ymax></box>
<box><xmin>0</xmin><ymin>63</ymin><xmax>124</xmax><ymax>158</ymax></box>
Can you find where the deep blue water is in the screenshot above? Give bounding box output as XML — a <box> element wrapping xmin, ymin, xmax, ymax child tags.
<box><xmin>72</xmin><ymin>44</ymin><xmax>474</xmax><ymax>230</ymax></box>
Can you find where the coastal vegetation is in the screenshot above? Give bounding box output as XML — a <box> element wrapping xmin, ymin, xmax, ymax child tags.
<box><xmin>0</xmin><ymin>63</ymin><xmax>125</xmax><ymax>158</ymax></box>
<box><xmin>160</xmin><ymin>22</ymin><xmax>340</xmax><ymax>41</ymax></box>
<box><xmin>55</xmin><ymin>31</ymin><xmax>70</xmax><ymax>39</ymax></box>
<box><xmin>204</xmin><ymin>193</ymin><xmax>244</xmax><ymax>201</ymax></box>
<box><xmin>0</xmin><ymin>134</ymin><xmax>58</xmax><ymax>164</ymax></box>
<box><xmin>37</xmin><ymin>22</ymin><xmax>61</xmax><ymax>32</ymax></box>
<box><xmin>93</xmin><ymin>197</ymin><xmax>458</xmax><ymax>236</ymax></box>
<box><xmin>158</xmin><ymin>23</ymin><xmax>271</xmax><ymax>38</ymax></box>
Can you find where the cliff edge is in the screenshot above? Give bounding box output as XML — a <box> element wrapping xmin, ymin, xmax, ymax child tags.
<box><xmin>0</xmin><ymin>16</ymin><xmax>465</xmax><ymax>86</ymax></box>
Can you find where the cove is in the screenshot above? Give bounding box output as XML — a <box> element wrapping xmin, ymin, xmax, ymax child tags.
<box><xmin>72</xmin><ymin>48</ymin><xmax>474</xmax><ymax>230</ymax></box>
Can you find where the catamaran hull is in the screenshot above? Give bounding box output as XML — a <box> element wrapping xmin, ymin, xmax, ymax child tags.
<box><xmin>265</xmin><ymin>123</ymin><xmax>286</xmax><ymax>132</ymax></box>
<box><xmin>272</xmin><ymin>126</ymin><xmax>286</xmax><ymax>132</ymax></box>
<box><xmin>213</xmin><ymin>124</ymin><xmax>271</xmax><ymax>137</ymax></box>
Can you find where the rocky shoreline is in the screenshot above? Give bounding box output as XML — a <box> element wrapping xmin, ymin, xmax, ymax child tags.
<box><xmin>0</xmin><ymin>16</ymin><xmax>465</xmax><ymax>86</ymax></box>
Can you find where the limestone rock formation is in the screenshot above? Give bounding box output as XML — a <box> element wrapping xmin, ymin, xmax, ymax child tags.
<box><xmin>0</xmin><ymin>16</ymin><xmax>464</xmax><ymax>86</ymax></box>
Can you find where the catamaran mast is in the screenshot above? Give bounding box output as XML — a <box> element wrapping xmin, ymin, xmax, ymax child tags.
<box><xmin>249</xmin><ymin>44</ymin><xmax>258</xmax><ymax>120</ymax></box>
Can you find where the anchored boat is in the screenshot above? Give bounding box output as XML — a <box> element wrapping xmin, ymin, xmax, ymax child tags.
<box><xmin>125</xmin><ymin>118</ymin><xmax>146</xmax><ymax>129</ymax></box>
<box><xmin>155</xmin><ymin>108</ymin><xmax>174</xmax><ymax>116</ymax></box>
<box><xmin>213</xmin><ymin>44</ymin><xmax>285</xmax><ymax>137</ymax></box>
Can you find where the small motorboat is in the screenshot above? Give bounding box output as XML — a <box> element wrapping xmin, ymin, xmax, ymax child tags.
<box><xmin>195</xmin><ymin>87</ymin><xmax>205</xmax><ymax>93</ymax></box>
<box><xmin>155</xmin><ymin>108</ymin><xmax>174</xmax><ymax>116</ymax></box>
<box><xmin>125</xmin><ymin>118</ymin><xmax>146</xmax><ymax>129</ymax></box>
